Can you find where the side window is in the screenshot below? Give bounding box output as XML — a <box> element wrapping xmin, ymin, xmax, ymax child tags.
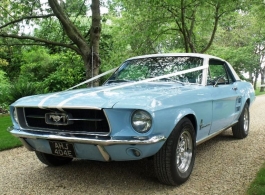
<box><xmin>208</xmin><ymin>59</ymin><xmax>234</xmax><ymax>85</ymax></box>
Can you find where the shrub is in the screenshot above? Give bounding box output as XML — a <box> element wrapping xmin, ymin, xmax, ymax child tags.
<box><xmin>42</xmin><ymin>65</ymin><xmax>85</xmax><ymax>92</ymax></box>
<box><xmin>0</xmin><ymin>70</ymin><xmax>10</xmax><ymax>113</ymax></box>
<box><xmin>5</xmin><ymin>81</ymin><xmax>44</xmax><ymax>105</ymax></box>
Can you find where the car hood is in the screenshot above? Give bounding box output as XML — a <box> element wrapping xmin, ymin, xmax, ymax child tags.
<box><xmin>11</xmin><ymin>82</ymin><xmax>200</xmax><ymax>110</ymax></box>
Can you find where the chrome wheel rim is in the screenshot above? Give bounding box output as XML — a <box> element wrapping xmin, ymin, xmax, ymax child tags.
<box><xmin>243</xmin><ymin>107</ymin><xmax>249</xmax><ymax>133</ymax></box>
<box><xmin>176</xmin><ymin>129</ymin><xmax>193</xmax><ymax>173</ymax></box>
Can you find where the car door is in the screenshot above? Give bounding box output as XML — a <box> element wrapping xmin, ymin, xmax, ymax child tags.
<box><xmin>208</xmin><ymin>59</ymin><xmax>239</xmax><ymax>134</ymax></box>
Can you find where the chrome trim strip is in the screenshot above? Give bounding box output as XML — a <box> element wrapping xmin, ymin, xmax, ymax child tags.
<box><xmin>26</xmin><ymin>115</ymin><xmax>105</xmax><ymax>121</ymax></box>
<box><xmin>68</xmin><ymin>118</ymin><xmax>103</xmax><ymax>121</ymax></box>
<box><xmin>54</xmin><ymin>106</ymin><xmax>101</xmax><ymax>110</ymax></box>
<box><xmin>26</xmin><ymin>115</ymin><xmax>45</xmax><ymax>119</ymax></box>
<box><xmin>97</xmin><ymin>145</ymin><xmax>110</xmax><ymax>161</ymax></box>
<box><xmin>196</xmin><ymin>122</ymin><xmax>237</xmax><ymax>145</ymax></box>
<box><xmin>103</xmin><ymin>109</ymin><xmax>112</xmax><ymax>136</ymax></box>
<box><xmin>15</xmin><ymin>127</ymin><xmax>110</xmax><ymax>136</ymax></box>
<box><xmin>16</xmin><ymin>105</ymin><xmax>102</xmax><ymax>110</ymax></box>
<box><xmin>10</xmin><ymin>129</ymin><xmax>166</xmax><ymax>146</ymax></box>
<box><xmin>23</xmin><ymin>107</ymin><xmax>29</xmax><ymax>127</ymax></box>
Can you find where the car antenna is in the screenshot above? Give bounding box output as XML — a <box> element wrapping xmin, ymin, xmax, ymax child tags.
<box><xmin>91</xmin><ymin>46</ymin><xmax>94</xmax><ymax>88</ymax></box>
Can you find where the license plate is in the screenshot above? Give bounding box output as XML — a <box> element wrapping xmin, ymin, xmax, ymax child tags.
<box><xmin>49</xmin><ymin>141</ymin><xmax>76</xmax><ymax>158</ymax></box>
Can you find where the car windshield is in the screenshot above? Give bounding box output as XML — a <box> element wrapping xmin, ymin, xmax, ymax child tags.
<box><xmin>105</xmin><ymin>56</ymin><xmax>204</xmax><ymax>84</ymax></box>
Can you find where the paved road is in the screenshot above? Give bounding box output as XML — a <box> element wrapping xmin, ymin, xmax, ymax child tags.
<box><xmin>1</xmin><ymin>95</ymin><xmax>265</xmax><ymax>195</ymax></box>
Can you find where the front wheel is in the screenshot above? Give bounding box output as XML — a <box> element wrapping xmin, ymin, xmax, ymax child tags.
<box><xmin>232</xmin><ymin>103</ymin><xmax>249</xmax><ymax>139</ymax></box>
<box><xmin>154</xmin><ymin>117</ymin><xmax>196</xmax><ymax>185</ymax></box>
<box><xmin>35</xmin><ymin>151</ymin><xmax>73</xmax><ymax>166</ymax></box>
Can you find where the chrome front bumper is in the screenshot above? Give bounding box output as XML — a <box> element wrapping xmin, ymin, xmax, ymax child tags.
<box><xmin>10</xmin><ymin>128</ymin><xmax>167</xmax><ymax>161</ymax></box>
<box><xmin>9</xmin><ymin>128</ymin><xmax>167</xmax><ymax>146</ymax></box>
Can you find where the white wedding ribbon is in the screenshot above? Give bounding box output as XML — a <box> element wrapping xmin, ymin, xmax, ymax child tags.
<box><xmin>66</xmin><ymin>67</ymin><xmax>119</xmax><ymax>90</ymax></box>
<box><xmin>55</xmin><ymin>65</ymin><xmax>207</xmax><ymax>110</ymax></box>
<box><xmin>38</xmin><ymin>65</ymin><xmax>207</xmax><ymax>110</ymax></box>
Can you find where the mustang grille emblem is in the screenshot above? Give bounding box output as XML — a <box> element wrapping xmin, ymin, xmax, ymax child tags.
<box><xmin>45</xmin><ymin>113</ymin><xmax>73</xmax><ymax>125</ymax></box>
<box><xmin>50</xmin><ymin>115</ymin><xmax>66</xmax><ymax>123</ymax></box>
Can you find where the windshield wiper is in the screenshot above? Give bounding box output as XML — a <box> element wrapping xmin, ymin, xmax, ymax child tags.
<box><xmin>148</xmin><ymin>77</ymin><xmax>185</xmax><ymax>85</ymax></box>
<box><xmin>106</xmin><ymin>79</ymin><xmax>132</xmax><ymax>84</ymax></box>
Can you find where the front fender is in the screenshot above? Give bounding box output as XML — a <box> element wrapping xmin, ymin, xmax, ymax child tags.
<box><xmin>152</xmin><ymin>108</ymin><xmax>197</xmax><ymax>140</ymax></box>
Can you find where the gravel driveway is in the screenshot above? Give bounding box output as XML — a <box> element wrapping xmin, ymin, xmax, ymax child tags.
<box><xmin>1</xmin><ymin>95</ymin><xmax>265</xmax><ymax>195</ymax></box>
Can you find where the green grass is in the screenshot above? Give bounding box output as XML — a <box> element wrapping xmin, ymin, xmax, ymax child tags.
<box><xmin>255</xmin><ymin>90</ymin><xmax>265</xmax><ymax>96</ymax></box>
<box><xmin>246</xmin><ymin>88</ymin><xmax>265</xmax><ymax>194</ymax></box>
<box><xmin>255</xmin><ymin>86</ymin><xmax>265</xmax><ymax>96</ymax></box>
<box><xmin>255</xmin><ymin>87</ymin><xmax>265</xmax><ymax>96</ymax></box>
<box><xmin>247</xmin><ymin>163</ymin><xmax>265</xmax><ymax>195</ymax></box>
<box><xmin>0</xmin><ymin>115</ymin><xmax>22</xmax><ymax>151</ymax></box>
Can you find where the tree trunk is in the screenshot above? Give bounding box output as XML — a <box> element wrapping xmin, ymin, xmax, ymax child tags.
<box><xmin>248</xmin><ymin>71</ymin><xmax>253</xmax><ymax>84</ymax></box>
<box><xmin>48</xmin><ymin>0</ymin><xmax>102</xmax><ymax>87</ymax></box>
<box><xmin>254</xmin><ymin>69</ymin><xmax>259</xmax><ymax>90</ymax></box>
<box><xmin>260</xmin><ymin>67</ymin><xmax>265</xmax><ymax>92</ymax></box>
<box><xmin>88</xmin><ymin>0</ymin><xmax>101</xmax><ymax>87</ymax></box>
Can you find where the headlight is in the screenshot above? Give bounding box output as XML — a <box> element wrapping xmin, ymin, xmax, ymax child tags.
<box><xmin>131</xmin><ymin>110</ymin><xmax>152</xmax><ymax>133</ymax></box>
<box><xmin>13</xmin><ymin>108</ymin><xmax>19</xmax><ymax>124</ymax></box>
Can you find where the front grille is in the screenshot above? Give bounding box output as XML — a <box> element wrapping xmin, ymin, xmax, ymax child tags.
<box><xmin>22</xmin><ymin>107</ymin><xmax>110</xmax><ymax>134</ymax></box>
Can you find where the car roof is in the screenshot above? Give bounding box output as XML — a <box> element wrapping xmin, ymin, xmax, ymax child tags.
<box><xmin>126</xmin><ymin>53</ymin><xmax>224</xmax><ymax>61</ymax></box>
<box><xmin>125</xmin><ymin>53</ymin><xmax>241</xmax><ymax>81</ymax></box>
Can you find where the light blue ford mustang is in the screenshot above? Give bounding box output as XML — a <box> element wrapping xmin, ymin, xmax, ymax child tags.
<box><xmin>9</xmin><ymin>53</ymin><xmax>255</xmax><ymax>185</ymax></box>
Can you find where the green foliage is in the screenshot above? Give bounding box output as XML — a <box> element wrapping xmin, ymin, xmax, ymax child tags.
<box><xmin>43</xmin><ymin>65</ymin><xmax>85</xmax><ymax>92</ymax></box>
<box><xmin>0</xmin><ymin>65</ymin><xmax>45</xmax><ymax>112</ymax></box>
<box><xmin>0</xmin><ymin>86</ymin><xmax>9</xmax><ymax>113</ymax></box>
<box><xmin>18</xmin><ymin>47</ymin><xmax>85</xmax><ymax>92</ymax></box>
<box><xmin>19</xmin><ymin>47</ymin><xmax>57</xmax><ymax>82</ymax></box>
<box><xmin>110</xmin><ymin>0</ymin><xmax>249</xmax><ymax>54</ymax></box>
<box><xmin>6</xmin><ymin>82</ymin><xmax>43</xmax><ymax>105</ymax></box>
<box><xmin>208</xmin><ymin>10</ymin><xmax>265</xmax><ymax>87</ymax></box>
<box><xmin>209</xmin><ymin>46</ymin><xmax>259</xmax><ymax>79</ymax></box>
<box><xmin>0</xmin><ymin>70</ymin><xmax>10</xmax><ymax>113</ymax></box>
<box><xmin>0</xmin><ymin>47</ymin><xmax>9</xmax><ymax>68</ymax></box>
<box><xmin>0</xmin><ymin>115</ymin><xmax>22</xmax><ymax>151</ymax></box>
<box><xmin>247</xmin><ymin>163</ymin><xmax>265</xmax><ymax>195</ymax></box>
<box><xmin>0</xmin><ymin>58</ymin><xmax>8</xmax><ymax>67</ymax></box>
<box><xmin>40</xmin><ymin>50</ymin><xmax>85</xmax><ymax>92</ymax></box>
<box><xmin>0</xmin><ymin>70</ymin><xmax>10</xmax><ymax>87</ymax></box>
<box><xmin>255</xmin><ymin>88</ymin><xmax>265</xmax><ymax>96</ymax></box>
<box><xmin>0</xmin><ymin>43</ymin><xmax>24</xmax><ymax>82</ymax></box>
<box><xmin>0</xmin><ymin>0</ymin><xmax>46</xmax><ymax>42</ymax></box>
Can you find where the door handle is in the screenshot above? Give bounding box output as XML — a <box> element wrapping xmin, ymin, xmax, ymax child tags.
<box><xmin>232</xmin><ymin>87</ymin><xmax>237</xmax><ymax>91</ymax></box>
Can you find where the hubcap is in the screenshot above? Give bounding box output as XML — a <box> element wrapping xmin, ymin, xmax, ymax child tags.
<box><xmin>243</xmin><ymin>107</ymin><xmax>249</xmax><ymax>133</ymax></box>
<box><xmin>176</xmin><ymin>129</ymin><xmax>193</xmax><ymax>173</ymax></box>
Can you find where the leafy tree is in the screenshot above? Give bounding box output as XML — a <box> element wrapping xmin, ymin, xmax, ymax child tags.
<box><xmin>41</xmin><ymin>52</ymin><xmax>85</xmax><ymax>92</ymax></box>
<box><xmin>0</xmin><ymin>49</ymin><xmax>8</xmax><ymax>67</ymax></box>
<box><xmin>110</xmin><ymin>0</ymin><xmax>249</xmax><ymax>54</ymax></box>
<box><xmin>19</xmin><ymin>47</ymin><xmax>57</xmax><ymax>82</ymax></box>
<box><xmin>250</xmin><ymin>3</ymin><xmax>265</xmax><ymax>92</ymax></box>
<box><xmin>209</xmin><ymin>8</ymin><xmax>265</xmax><ymax>90</ymax></box>
<box><xmin>18</xmin><ymin>47</ymin><xmax>85</xmax><ymax>92</ymax></box>
<box><xmin>0</xmin><ymin>69</ymin><xmax>10</xmax><ymax>112</ymax></box>
<box><xmin>0</xmin><ymin>0</ymin><xmax>101</xmax><ymax>85</ymax></box>
<box><xmin>0</xmin><ymin>70</ymin><xmax>9</xmax><ymax>87</ymax></box>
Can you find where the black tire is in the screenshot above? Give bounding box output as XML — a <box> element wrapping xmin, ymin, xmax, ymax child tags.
<box><xmin>232</xmin><ymin>103</ymin><xmax>249</xmax><ymax>139</ymax></box>
<box><xmin>35</xmin><ymin>151</ymin><xmax>73</xmax><ymax>166</ymax></box>
<box><xmin>154</xmin><ymin>117</ymin><xmax>196</xmax><ymax>186</ymax></box>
